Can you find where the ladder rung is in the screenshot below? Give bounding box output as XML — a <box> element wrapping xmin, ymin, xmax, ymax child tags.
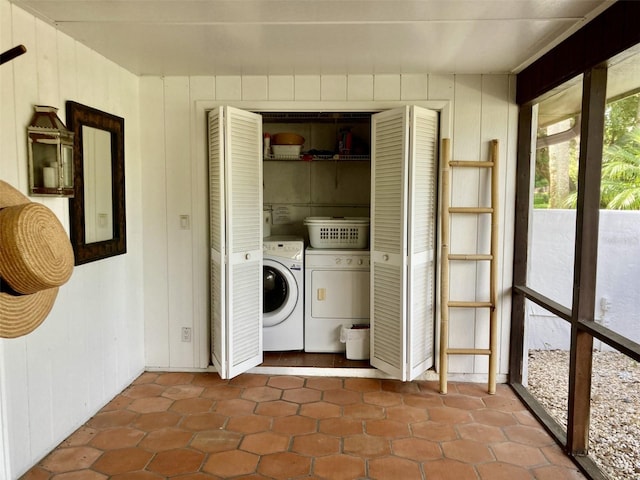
<box><xmin>448</xmin><ymin>301</ymin><xmax>494</xmax><ymax>308</ymax></box>
<box><xmin>449</xmin><ymin>161</ymin><xmax>494</xmax><ymax>168</ymax></box>
<box><xmin>448</xmin><ymin>254</ymin><xmax>493</xmax><ymax>261</ymax></box>
<box><xmin>447</xmin><ymin>348</ymin><xmax>492</xmax><ymax>356</ymax></box>
<box><xmin>448</xmin><ymin>207</ymin><xmax>493</xmax><ymax>214</ymax></box>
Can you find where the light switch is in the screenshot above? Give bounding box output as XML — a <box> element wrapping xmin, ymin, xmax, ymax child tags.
<box><xmin>317</xmin><ymin>288</ymin><xmax>326</xmax><ymax>301</ymax></box>
<box><xmin>180</xmin><ymin>214</ymin><xmax>190</xmax><ymax>230</ymax></box>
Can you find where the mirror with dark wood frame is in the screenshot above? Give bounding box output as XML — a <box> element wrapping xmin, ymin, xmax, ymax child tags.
<box><xmin>66</xmin><ymin>101</ymin><xmax>126</xmax><ymax>265</ymax></box>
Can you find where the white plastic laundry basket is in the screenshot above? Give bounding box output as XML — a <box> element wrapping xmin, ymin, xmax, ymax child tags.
<box><xmin>304</xmin><ymin>217</ymin><xmax>369</xmax><ymax>249</ymax></box>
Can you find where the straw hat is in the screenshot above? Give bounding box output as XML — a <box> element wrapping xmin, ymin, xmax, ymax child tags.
<box><xmin>0</xmin><ymin>287</ymin><xmax>59</xmax><ymax>338</ymax></box>
<box><xmin>0</xmin><ymin>180</ymin><xmax>73</xmax><ymax>338</ymax></box>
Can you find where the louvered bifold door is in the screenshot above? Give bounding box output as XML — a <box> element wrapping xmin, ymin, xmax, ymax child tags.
<box><xmin>208</xmin><ymin>108</ymin><xmax>227</xmax><ymax>375</ymax></box>
<box><xmin>370</xmin><ymin>106</ymin><xmax>410</xmax><ymax>379</ymax></box>
<box><xmin>208</xmin><ymin>107</ymin><xmax>263</xmax><ymax>379</ymax></box>
<box><xmin>406</xmin><ymin>106</ymin><xmax>438</xmax><ymax>380</ymax></box>
<box><xmin>224</xmin><ymin>106</ymin><xmax>263</xmax><ymax>379</ymax></box>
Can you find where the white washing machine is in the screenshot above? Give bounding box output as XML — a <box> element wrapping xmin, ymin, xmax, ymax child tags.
<box><xmin>304</xmin><ymin>247</ymin><xmax>370</xmax><ymax>352</ymax></box>
<box><xmin>263</xmin><ymin>236</ymin><xmax>304</xmax><ymax>351</ymax></box>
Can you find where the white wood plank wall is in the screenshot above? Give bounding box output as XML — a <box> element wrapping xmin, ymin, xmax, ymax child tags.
<box><xmin>140</xmin><ymin>73</ymin><xmax>517</xmax><ymax>380</ymax></box>
<box><xmin>0</xmin><ymin>1</ymin><xmax>518</xmax><ymax>476</ymax></box>
<box><xmin>0</xmin><ymin>1</ymin><xmax>144</xmax><ymax>477</ymax></box>
<box><xmin>0</xmin><ymin>2</ymin><xmax>519</xmax><ymax>476</ymax></box>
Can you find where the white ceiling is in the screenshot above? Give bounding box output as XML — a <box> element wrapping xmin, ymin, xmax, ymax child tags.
<box><xmin>10</xmin><ymin>0</ymin><xmax>614</xmax><ymax>77</ymax></box>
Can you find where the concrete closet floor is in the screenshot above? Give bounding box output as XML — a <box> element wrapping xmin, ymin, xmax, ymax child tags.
<box><xmin>21</xmin><ymin>371</ymin><xmax>586</xmax><ymax>480</ymax></box>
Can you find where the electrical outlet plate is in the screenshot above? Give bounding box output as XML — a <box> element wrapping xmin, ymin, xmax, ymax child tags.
<box><xmin>181</xmin><ymin>327</ymin><xmax>192</xmax><ymax>342</ymax></box>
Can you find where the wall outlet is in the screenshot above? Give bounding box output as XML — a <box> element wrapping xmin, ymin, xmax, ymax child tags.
<box><xmin>181</xmin><ymin>327</ymin><xmax>192</xmax><ymax>342</ymax></box>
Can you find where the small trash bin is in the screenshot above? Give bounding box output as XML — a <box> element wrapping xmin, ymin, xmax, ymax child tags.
<box><xmin>340</xmin><ymin>324</ymin><xmax>370</xmax><ymax>360</ymax></box>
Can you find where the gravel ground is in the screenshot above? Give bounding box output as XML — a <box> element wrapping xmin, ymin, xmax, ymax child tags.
<box><xmin>527</xmin><ymin>350</ymin><xmax>640</xmax><ymax>480</ymax></box>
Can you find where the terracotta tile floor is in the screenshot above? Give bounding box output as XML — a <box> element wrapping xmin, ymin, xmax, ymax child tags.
<box><xmin>21</xmin><ymin>371</ymin><xmax>587</xmax><ymax>479</ymax></box>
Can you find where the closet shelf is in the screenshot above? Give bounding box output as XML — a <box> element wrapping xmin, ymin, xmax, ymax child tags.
<box><xmin>261</xmin><ymin>111</ymin><xmax>373</xmax><ymax>123</ymax></box>
<box><xmin>264</xmin><ymin>154</ymin><xmax>370</xmax><ymax>162</ymax></box>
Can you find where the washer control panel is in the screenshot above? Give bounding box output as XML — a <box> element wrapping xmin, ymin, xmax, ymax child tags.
<box><xmin>263</xmin><ymin>238</ymin><xmax>304</xmax><ymax>261</ymax></box>
<box><xmin>264</xmin><ymin>242</ymin><xmax>301</xmax><ymax>253</ymax></box>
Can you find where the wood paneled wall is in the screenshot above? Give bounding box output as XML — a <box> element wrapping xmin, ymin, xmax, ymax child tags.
<box><xmin>140</xmin><ymin>73</ymin><xmax>518</xmax><ymax>381</ymax></box>
<box><xmin>0</xmin><ymin>1</ymin><xmax>519</xmax><ymax>474</ymax></box>
<box><xmin>0</xmin><ymin>1</ymin><xmax>144</xmax><ymax>477</ymax></box>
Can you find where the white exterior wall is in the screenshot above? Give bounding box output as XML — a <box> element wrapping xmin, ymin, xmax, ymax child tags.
<box><xmin>526</xmin><ymin>209</ymin><xmax>640</xmax><ymax>351</ymax></box>
<box><xmin>141</xmin><ymin>74</ymin><xmax>518</xmax><ymax>382</ymax></box>
<box><xmin>0</xmin><ymin>1</ymin><xmax>144</xmax><ymax>477</ymax></box>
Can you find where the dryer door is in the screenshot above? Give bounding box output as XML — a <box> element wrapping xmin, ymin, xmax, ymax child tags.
<box><xmin>263</xmin><ymin>259</ymin><xmax>299</xmax><ymax>327</ymax></box>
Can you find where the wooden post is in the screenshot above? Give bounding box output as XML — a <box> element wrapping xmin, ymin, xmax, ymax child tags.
<box><xmin>439</xmin><ymin>138</ymin><xmax>451</xmax><ymax>394</ymax></box>
<box><xmin>488</xmin><ymin>139</ymin><xmax>499</xmax><ymax>394</ymax></box>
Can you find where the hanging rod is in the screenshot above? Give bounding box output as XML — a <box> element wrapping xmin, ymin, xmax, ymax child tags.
<box><xmin>0</xmin><ymin>45</ymin><xmax>27</xmax><ymax>66</ymax></box>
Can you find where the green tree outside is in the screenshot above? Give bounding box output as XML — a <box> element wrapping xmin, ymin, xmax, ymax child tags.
<box><xmin>600</xmin><ymin>126</ymin><xmax>640</xmax><ymax>209</ymax></box>
<box><xmin>536</xmin><ymin>92</ymin><xmax>640</xmax><ymax>210</ymax></box>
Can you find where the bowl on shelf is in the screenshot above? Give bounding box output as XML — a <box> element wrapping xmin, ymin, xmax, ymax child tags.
<box><xmin>271</xmin><ymin>132</ymin><xmax>305</xmax><ymax>145</ymax></box>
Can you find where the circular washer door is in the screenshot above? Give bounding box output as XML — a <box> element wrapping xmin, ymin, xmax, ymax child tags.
<box><xmin>263</xmin><ymin>259</ymin><xmax>299</xmax><ymax>327</ymax></box>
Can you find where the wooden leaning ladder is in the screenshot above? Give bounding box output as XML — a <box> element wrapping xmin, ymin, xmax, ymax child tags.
<box><xmin>439</xmin><ymin>138</ymin><xmax>499</xmax><ymax>395</ymax></box>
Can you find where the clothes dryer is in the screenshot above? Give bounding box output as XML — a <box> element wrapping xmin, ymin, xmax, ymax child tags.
<box><xmin>263</xmin><ymin>236</ymin><xmax>304</xmax><ymax>351</ymax></box>
<box><xmin>304</xmin><ymin>247</ymin><xmax>370</xmax><ymax>352</ymax></box>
